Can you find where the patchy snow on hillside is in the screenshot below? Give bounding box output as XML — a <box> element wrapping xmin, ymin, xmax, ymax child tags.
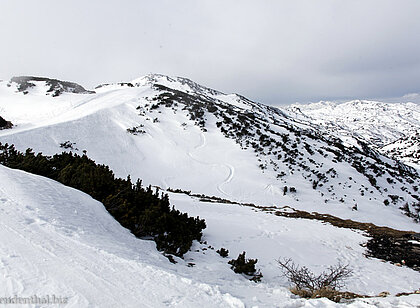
<box><xmin>0</xmin><ymin>74</ymin><xmax>419</xmax><ymax>306</ymax></box>
<box><xmin>287</xmin><ymin>101</ymin><xmax>420</xmax><ymax>147</ymax></box>
<box><xmin>0</xmin><ymin>75</ymin><xmax>418</xmax><ymax>231</ymax></box>
<box><xmin>382</xmin><ymin>130</ymin><xmax>420</xmax><ymax>168</ymax></box>
<box><xmin>286</xmin><ymin>100</ymin><xmax>420</xmax><ymax>168</ymax></box>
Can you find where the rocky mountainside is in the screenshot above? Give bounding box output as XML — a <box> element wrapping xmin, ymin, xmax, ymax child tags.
<box><xmin>0</xmin><ymin>75</ymin><xmax>418</xmax><ymax>227</ymax></box>
<box><xmin>0</xmin><ymin>115</ymin><xmax>12</xmax><ymax>129</ymax></box>
<box><xmin>8</xmin><ymin>76</ymin><xmax>95</xmax><ymax>97</ymax></box>
<box><xmin>286</xmin><ymin>100</ymin><xmax>420</xmax><ymax>168</ymax></box>
<box><xmin>382</xmin><ymin>130</ymin><xmax>420</xmax><ymax>167</ymax></box>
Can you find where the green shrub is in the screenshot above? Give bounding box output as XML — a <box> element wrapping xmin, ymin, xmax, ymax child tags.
<box><xmin>229</xmin><ymin>252</ymin><xmax>263</xmax><ymax>282</ymax></box>
<box><xmin>0</xmin><ymin>143</ymin><xmax>206</xmax><ymax>257</ymax></box>
<box><xmin>216</xmin><ymin>247</ymin><xmax>229</xmax><ymax>258</ymax></box>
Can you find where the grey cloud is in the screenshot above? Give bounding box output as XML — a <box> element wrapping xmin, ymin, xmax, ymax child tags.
<box><xmin>1</xmin><ymin>0</ymin><xmax>419</xmax><ymax>105</ymax></box>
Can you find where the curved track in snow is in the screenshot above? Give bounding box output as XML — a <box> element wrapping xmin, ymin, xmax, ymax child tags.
<box><xmin>187</xmin><ymin>132</ymin><xmax>235</xmax><ymax>198</ymax></box>
<box><xmin>216</xmin><ymin>163</ymin><xmax>234</xmax><ymax>197</ymax></box>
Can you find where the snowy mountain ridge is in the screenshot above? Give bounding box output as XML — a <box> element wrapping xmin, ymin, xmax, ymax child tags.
<box><xmin>286</xmin><ymin>100</ymin><xmax>420</xmax><ymax>168</ymax></box>
<box><xmin>0</xmin><ymin>74</ymin><xmax>418</xmax><ymax>229</ymax></box>
<box><xmin>8</xmin><ymin>76</ymin><xmax>94</xmax><ymax>96</ymax></box>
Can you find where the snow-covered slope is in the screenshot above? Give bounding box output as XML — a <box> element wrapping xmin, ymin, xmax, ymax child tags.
<box><xmin>0</xmin><ymin>75</ymin><xmax>420</xmax><ymax>306</ymax></box>
<box><xmin>0</xmin><ymin>75</ymin><xmax>418</xmax><ymax>230</ymax></box>
<box><xmin>0</xmin><ymin>164</ymin><xmax>249</xmax><ymax>307</ymax></box>
<box><xmin>1</xmin><ymin>164</ymin><xmax>420</xmax><ymax>307</ymax></box>
<box><xmin>286</xmin><ymin>100</ymin><xmax>420</xmax><ymax>168</ymax></box>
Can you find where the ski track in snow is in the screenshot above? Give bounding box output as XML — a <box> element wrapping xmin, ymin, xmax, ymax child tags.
<box><xmin>216</xmin><ymin>163</ymin><xmax>234</xmax><ymax>197</ymax></box>
<box><xmin>187</xmin><ymin>132</ymin><xmax>235</xmax><ymax>198</ymax></box>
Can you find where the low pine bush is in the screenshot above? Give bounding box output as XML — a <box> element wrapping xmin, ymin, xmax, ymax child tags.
<box><xmin>0</xmin><ymin>143</ymin><xmax>206</xmax><ymax>257</ymax></box>
<box><xmin>217</xmin><ymin>247</ymin><xmax>229</xmax><ymax>258</ymax></box>
<box><xmin>229</xmin><ymin>252</ymin><xmax>263</xmax><ymax>282</ymax></box>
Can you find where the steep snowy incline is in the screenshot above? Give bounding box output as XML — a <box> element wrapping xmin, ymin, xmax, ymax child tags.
<box><xmin>1</xmin><ymin>165</ymin><xmax>420</xmax><ymax>307</ymax></box>
<box><xmin>0</xmin><ymin>79</ymin><xmax>89</xmax><ymax>130</ymax></box>
<box><xmin>0</xmin><ymin>78</ymin><xmax>155</xmax><ymax>136</ymax></box>
<box><xmin>0</xmin><ymin>164</ymin><xmax>245</xmax><ymax>307</ymax></box>
<box><xmin>0</xmin><ymin>75</ymin><xmax>419</xmax><ymax>231</ymax></box>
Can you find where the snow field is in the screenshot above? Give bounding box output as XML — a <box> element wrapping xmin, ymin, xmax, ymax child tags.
<box><xmin>0</xmin><ymin>165</ymin><xmax>419</xmax><ymax>307</ymax></box>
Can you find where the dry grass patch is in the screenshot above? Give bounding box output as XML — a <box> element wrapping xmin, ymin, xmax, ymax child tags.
<box><xmin>290</xmin><ymin>287</ymin><xmax>368</xmax><ymax>303</ymax></box>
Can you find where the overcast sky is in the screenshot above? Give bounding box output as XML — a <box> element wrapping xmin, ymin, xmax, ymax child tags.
<box><xmin>1</xmin><ymin>0</ymin><xmax>420</xmax><ymax>105</ymax></box>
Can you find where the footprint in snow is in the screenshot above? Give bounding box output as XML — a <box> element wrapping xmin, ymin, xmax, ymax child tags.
<box><xmin>23</xmin><ymin>218</ymin><xmax>36</xmax><ymax>225</ymax></box>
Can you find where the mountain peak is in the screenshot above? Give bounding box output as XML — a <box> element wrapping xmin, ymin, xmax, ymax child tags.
<box><xmin>131</xmin><ymin>73</ymin><xmax>223</xmax><ymax>97</ymax></box>
<box><xmin>9</xmin><ymin>76</ymin><xmax>95</xmax><ymax>97</ymax></box>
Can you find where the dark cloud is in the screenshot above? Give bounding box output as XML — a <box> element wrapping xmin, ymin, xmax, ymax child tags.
<box><xmin>1</xmin><ymin>0</ymin><xmax>419</xmax><ymax>105</ymax></box>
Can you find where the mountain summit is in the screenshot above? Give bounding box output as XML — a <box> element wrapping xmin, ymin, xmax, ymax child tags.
<box><xmin>9</xmin><ymin>76</ymin><xmax>95</xmax><ymax>96</ymax></box>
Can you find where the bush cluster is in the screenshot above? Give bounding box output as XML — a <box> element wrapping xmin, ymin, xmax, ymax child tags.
<box><xmin>277</xmin><ymin>258</ymin><xmax>352</xmax><ymax>300</ymax></box>
<box><xmin>0</xmin><ymin>143</ymin><xmax>205</xmax><ymax>257</ymax></box>
<box><xmin>229</xmin><ymin>252</ymin><xmax>263</xmax><ymax>282</ymax></box>
<box><xmin>216</xmin><ymin>247</ymin><xmax>229</xmax><ymax>257</ymax></box>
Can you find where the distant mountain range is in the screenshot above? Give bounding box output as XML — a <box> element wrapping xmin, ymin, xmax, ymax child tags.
<box><xmin>287</xmin><ymin>100</ymin><xmax>420</xmax><ymax>168</ymax></box>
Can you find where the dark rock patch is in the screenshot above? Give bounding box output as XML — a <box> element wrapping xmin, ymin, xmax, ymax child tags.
<box><xmin>10</xmin><ymin>76</ymin><xmax>95</xmax><ymax>97</ymax></box>
<box><xmin>0</xmin><ymin>116</ymin><xmax>13</xmax><ymax>130</ymax></box>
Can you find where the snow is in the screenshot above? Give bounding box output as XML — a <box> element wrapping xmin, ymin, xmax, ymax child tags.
<box><xmin>1</xmin><ymin>91</ymin><xmax>417</xmax><ymax>232</ymax></box>
<box><xmin>132</xmin><ymin>74</ymin><xmax>222</xmax><ymax>97</ymax></box>
<box><xmin>0</xmin><ymin>80</ymin><xmax>87</xmax><ymax>130</ymax></box>
<box><xmin>286</xmin><ymin>100</ymin><xmax>420</xmax><ymax>168</ymax></box>
<box><xmin>213</xmin><ymin>94</ymin><xmax>254</xmax><ymax>110</ymax></box>
<box><xmin>0</xmin><ymin>165</ymin><xmax>419</xmax><ymax>307</ymax></box>
<box><xmin>381</xmin><ymin>130</ymin><xmax>420</xmax><ymax>168</ymax></box>
<box><xmin>0</xmin><ymin>75</ymin><xmax>420</xmax><ymax>306</ymax></box>
<box><xmin>0</xmin><ymin>165</ymin><xmax>242</xmax><ymax>307</ymax></box>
